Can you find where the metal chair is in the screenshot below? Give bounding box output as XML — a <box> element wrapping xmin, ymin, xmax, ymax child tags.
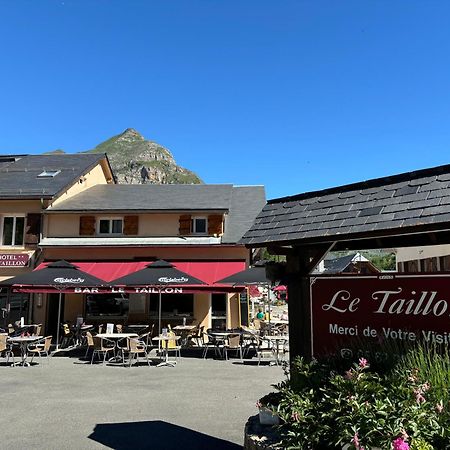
<box><xmin>127</xmin><ymin>337</ymin><xmax>151</xmax><ymax>367</ymax></box>
<box><xmin>0</xmin><ymin>334</ymin><xmax>14</xmax><ymax>365</ymax></box>
<box><xmin>90</xmin><ymin>336</ymin><xmax>115</xmax><ymax>365</ymax></box>
<box><xmin>223</xmin><ymin>333</ymin><xmax>243</xmax><ymax>361</ymax></box>
<box><xmin>28</xmin><ymin>336</ymin><xmax>52</xmax><ymax>365</ymax></box>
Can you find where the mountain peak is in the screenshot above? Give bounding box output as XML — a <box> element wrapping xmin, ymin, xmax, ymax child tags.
<box><xmin>86</xmin><ymin>129</ymin><xmax>202</xmax><ymax>185</ymax></box>
<box><xmin>117</xmin><ymin>128</ymin><xmax>144</xmax><ymax>142</ymax></box>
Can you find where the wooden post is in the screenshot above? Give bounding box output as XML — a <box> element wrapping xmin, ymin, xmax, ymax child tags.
<box><xmin>287</xmin><ymin>244</ymin><xmax>334</xmax><ymax>362</ymax></box>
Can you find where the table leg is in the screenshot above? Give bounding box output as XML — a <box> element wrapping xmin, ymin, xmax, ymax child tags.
<box><xmin>156</xmin><ymin>347</ymin><xmax>176</xmax><ymax>367</ymax></box>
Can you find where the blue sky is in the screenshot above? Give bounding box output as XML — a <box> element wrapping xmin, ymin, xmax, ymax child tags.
<box><xmin>1</xmin><ymin>1</ymin><xmax>450</xmax><ymax>199</ymax></box>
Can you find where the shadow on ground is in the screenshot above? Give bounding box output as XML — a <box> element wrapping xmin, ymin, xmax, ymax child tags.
<box><xmin>88</xmin><ymin>420</ymin><xmax>242</xmax><ymax>450</ymax></box>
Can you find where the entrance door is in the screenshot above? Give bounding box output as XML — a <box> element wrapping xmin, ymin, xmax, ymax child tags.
<box><xmin>47</xmin><ymin>293</ymin><xmax>65</xmax><ymax>340</ymax></box>
<box><xmin>211</xmin><ymin>293</ymin><xmax>227</xmax><ymax>330</ymax></box>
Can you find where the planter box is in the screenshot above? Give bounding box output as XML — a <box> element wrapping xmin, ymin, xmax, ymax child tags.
<box><xmin>258</xmin><ymin>407</ymin><xmax>280</xmax><ymax>426</ymax></box>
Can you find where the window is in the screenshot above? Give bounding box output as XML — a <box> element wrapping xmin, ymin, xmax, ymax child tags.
<box><xmin>192</xmin><ymin>216</ymin><xmax>207</xmax><ymax>234</ymax></box>
<box><xmin>98</xmin><ymin>218</ymin><xmax>123</xmax><ymax>235</ymax></box>
<box><xmin>37</xmin><ymin>170</ymin><xmax>60</xmax><ymax>178</ymax></box>
<box><xmin>86</xmin><ymin>294</ymin><xmax>129</xmax><ymax>318</ymax></box>
<box><xmin>2</xmin><ymin>216</ymin><xmax>24</xmax><ymax>246</ymax></box>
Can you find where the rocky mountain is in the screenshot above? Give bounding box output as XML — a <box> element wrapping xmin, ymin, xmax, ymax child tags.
<box><xmin>84</xmin><ymin>128</ymin><xmax>202</xmax><ymax>184</ymax></box>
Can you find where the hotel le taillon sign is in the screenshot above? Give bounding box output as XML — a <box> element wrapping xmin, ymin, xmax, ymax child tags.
<box><xmin>310</xmin><ymin>274</ymin><xmax>450</xmax><ymax>357</ymax></box>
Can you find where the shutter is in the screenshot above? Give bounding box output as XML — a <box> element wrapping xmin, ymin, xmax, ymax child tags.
<box><xmin>124</xmin><ymin>216</ymin><xmax>139</xmax><ymax>235</ymax></box>
<box><xmin>179</xmin><ymin>215</ymin><xmax>191</xmax><ymax>235</ymax></box>
<box><xmin>208</xmin><ymin>214</ymin><xmax>223</xmax><ymax>236</ymax></box>
<box><xmin>79</xmin><ymin>216</ymin><xmax>96</xmax><ymax>236</ymax></box>
<box><xmin>24</xmin><ymin>213</ymin><xmax>41</xmax><ymax>247</ymax></box>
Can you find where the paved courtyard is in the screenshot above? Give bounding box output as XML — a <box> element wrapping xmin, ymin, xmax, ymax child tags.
<box><xmin>1</xmin><ymin>353</ymin><xmax>284</xmax><ymax>450</ymax></box>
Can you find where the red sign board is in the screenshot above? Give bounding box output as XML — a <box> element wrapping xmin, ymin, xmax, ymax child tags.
<box><xmin>311</xmin><ymin>274</ymin><xmax>450</xmax><ymax>356</ymax></box>
<box><xmin>0</xmin><ymin>253</ymin><xmax>29</xmax><ymax>267</ymax></box>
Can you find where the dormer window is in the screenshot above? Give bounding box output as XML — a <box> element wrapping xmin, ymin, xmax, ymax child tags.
<box><xmin>98</xmin><ymin>217</ymin><xmax>123</xmax><ymax>235</ymax></box>
<box><xmin>192</xmin><ymin>216</ymin><xmax>208</xmax><ymax>234</ymax></box>
<box><xmin>37</xmin><ymin>170</ymin><xmax>61</xmax><ymax>178</ymax></box>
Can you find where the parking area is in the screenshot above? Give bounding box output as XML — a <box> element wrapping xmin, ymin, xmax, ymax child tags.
<box><xmin>1</xmin><ymin>355</ymin><xmax>284</xmax><ymax>450</ymax></box>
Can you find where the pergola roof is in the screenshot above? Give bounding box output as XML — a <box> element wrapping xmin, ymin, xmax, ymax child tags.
<box><xmin>241</xmin><ymin>163</ymin><xmax>450</xmax><ymax>250</ymax></box>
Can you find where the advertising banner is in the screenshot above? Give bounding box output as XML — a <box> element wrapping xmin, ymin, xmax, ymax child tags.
<box><xmin>310</xmin><ymin>274</ymin><xmax>450</xmax><ymax>356</ymax></box>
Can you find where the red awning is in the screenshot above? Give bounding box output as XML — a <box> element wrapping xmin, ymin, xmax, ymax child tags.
<box><xmin>33</xmin><ymin>260</ymin><xmax>246</xmax><ymax>291</ymax></box>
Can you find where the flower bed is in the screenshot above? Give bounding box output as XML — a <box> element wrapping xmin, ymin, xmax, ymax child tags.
<box><xmin>256</xmin><ymin>345</ymin><xmax>450</xmax><ymax>449</ymax></box>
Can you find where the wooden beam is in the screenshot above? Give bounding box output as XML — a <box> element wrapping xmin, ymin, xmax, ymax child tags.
<box><xmin>266</xmin><ymin>245</ymin><xmax>295</xmax><ymax>256</ymax></box>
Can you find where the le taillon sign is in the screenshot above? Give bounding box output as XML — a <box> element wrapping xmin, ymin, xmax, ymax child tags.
<box><xmin>310</xmin><ymin>274</ymin><xmax>450</xmax><ymax>356</ymax></box>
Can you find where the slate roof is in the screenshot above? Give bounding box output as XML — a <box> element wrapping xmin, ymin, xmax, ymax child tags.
<box><xmin>48</xmin><ymin>184</ymin><xmax>266</xmax><ymax>244</ymax></box>
<box><xmin>222</xmin><ymin>186</ymin><xmax>266</xmax><ymax>244</ymax></box>
<box><xmin>48</xmin><ymin>184</ymin><xmax>234</xmax><ymax>211</ymax></box>
<box><xmin>0</xmin><ymin>154</ymin><xmax>107</xmax><ymax>199</ymax></box>
<box><xmin>241</xmin><ymin>163</ymin><xmax>450</xmax><ymax>247</ymax></box>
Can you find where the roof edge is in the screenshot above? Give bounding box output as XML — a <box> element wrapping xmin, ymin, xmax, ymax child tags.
<box><xmin>268</xmin><ymin>162</ymin><xmax>450</xmax><ymax>204</ymax></box>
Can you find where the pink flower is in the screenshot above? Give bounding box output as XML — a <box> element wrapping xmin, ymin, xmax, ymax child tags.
<box><xmin>358</xmin><ymin>357</ymin><xmax>368</xmax><ymax>369</ymax></box>
<box><xmin>345</xmin><ymin>369</ymin><xmax>354</xmax><ymax>380</ymax></box>
<box><xmin>415</xmin><ymin>392</ymin><xmax>426</xmax><ymax>404</ymax></box>
<box><xmin>351</xmin><ymin>432</ymin><xmax>360</xmax><ymax>448</ymax></box>
<box><xmin>256</xmin><ymin>401</ymin><xmax>262</xmax><ymax>408</ymax></box>
<box><xmin>436</xmin><ymin>401</ymin><xmax>444</xmax><ymax>413</ymax></box>
<box><xmin>392</xmin><ymin>437</ymin><xmax>410</xmax><ymax>450</ymax></box>
<box><xmin>291</xmin><ymin>411</ymin><xmax>300</xmax><ymax>422</ymax></box>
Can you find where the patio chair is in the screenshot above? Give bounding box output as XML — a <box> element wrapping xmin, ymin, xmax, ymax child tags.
<box><xmin>28</xmin><ymin>336</ymin><xmax>52</xmax><ymax>365</ymax></box>
<box><xmin>91</xmin><ymin>336</ymin><xmax>115</xmax><ymax>365</ymax></box>
<box><xmin>257</xmin><ymin>336</ymin><xmax>277</xmax><ymax>366</ymax></box>
<box><xmin>241</xmin><ymin>328</ymin><xmax>260</xmax><ymax>358</ymax></box>
<box><xmin>223</xmin><ymin>333</ymin><xmax>243</xmax><ymax>361</ymax></box>
<box><xmin>189</xmin><ymin>325</ymin><xmax>204</xmax><ymax>347</ymax></box>
<box><xmin>165</xmin><ymin>332</ymin><xmax>181</xmax><ymax>360</ymax></box>
<box><xmin>84</xmin><ymin>331</ymin><xmax>95</xmax><ymax>359</ymax></box>
<box><xmin>202</xmin><ymin>332</ymin><xmax>222</xmax><ymax>359</ymax></box>
<box><xmin>127</xmin><ymin>337</ymin><xmax>151</xmax><ymax>367</ymax></box>
<box><xmin>0</xmin><ymin>334</ymin><xmax>14</xmax><ymax>365</ymax></box>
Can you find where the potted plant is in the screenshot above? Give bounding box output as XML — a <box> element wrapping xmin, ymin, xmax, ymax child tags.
<box><xmin>257</xmin><ymin>391</ymin><xmax>281</xmax><ymax>426</ymax></box>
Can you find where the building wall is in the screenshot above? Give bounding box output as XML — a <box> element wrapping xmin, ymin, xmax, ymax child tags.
<box><xmin>46</xmin><ymin>213</ymin><xmax>181</xmax><ymax>237</ymax></box>
<box><xmin>227</xmin><ymin>293</ymin><xmax>240</xmax><ymax>329</ymax></box>
<box><xmin>194</xmin><ymin>292</ymin><xmax>211</xmax><ymax>330</ymax></box>
<box><xmin>51</xmin><ymin>163</ymin><xmax>111</xmax><ymax>207</ymax></box>
<box><xmin>42</xmin><ymin>245</ymin><xmax>249</xmax><ymax>262</ymax></box>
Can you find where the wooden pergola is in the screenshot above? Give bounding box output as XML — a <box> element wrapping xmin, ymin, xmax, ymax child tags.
<box><xmin>241</xmin><ymin>163</ymin><xmax>450</xmax><ymax>360</ymax></box>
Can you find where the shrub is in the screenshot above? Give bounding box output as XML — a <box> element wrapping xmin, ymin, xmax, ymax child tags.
<box><xmin>265</xmin><ymin>345</ymin><xmax>450</xmax><ymax>449</ymax></box>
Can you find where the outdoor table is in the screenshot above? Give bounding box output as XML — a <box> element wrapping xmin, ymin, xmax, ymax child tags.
<box><xmin>152</xmin><ymin>335</ymin><xmax>180</xmax><ymax>367</ymax></box>
<box><xmin>96</xmin><ymin>333</ymin><xmax>138</xmax><ymax>364</ymax></box>
<box><xmin>173</xmin><ymin>325</ymin><xmax>196</xmax><ymax>347</ymax></box>
<box><xmin>264</xmin><ymin>335</ymin><xmax>289</xmax><ymax>363</ymax></box>
<box><xmin>207</xmin><ymin>331</ymin><xmax>239</xmax><ymax>359</ymax></box>
<box><xmin>8</xmin><ymin>335</ymin><xmax>44</xmax><ymax>366</ymax></box>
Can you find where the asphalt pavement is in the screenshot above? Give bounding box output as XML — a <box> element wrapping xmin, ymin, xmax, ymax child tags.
<box><xmin>1</xmin><ymin>352</ymin><xmax>284</xmax><ymax>450</ymax></box>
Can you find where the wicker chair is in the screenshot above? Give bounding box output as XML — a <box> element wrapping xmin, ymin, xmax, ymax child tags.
<box><xmin>91</xmin><ymin>336</ymin><xmax>115</xmax><ymax>365</ymax></box>
<box><xmin>127</xmin><ymin>337</ymin><xmax>151</xmax><ymax>367</ymax></box>
<box><xmin>28</xmin><ymin>336</ymin><xmax>52</xmax><ymax>364</ymax></box>
<box><xmin>84</xmin><ymin>331</ymin><xmax>95</xmax><ymax>359</ymax></box>
<box><xmin>223</xmin><ymin>333</ymin><xmax>243</xmax><ymax>361</ymax></box>
<box><xmin>0</xmin><ymin>334</ymin><xmax>14</xmax><ymax>365</ymax></box>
